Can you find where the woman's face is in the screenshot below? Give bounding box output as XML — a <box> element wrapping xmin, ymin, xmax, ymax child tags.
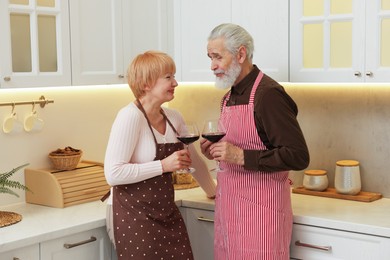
<box><xmin>147</xmin><ymin>72</ymin><xmax>178</xmax><ymax>102</ymax></box>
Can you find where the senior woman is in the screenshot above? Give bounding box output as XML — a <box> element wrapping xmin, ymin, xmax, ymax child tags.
<box><xmin>104</xmin><ymin>51</ymin><xmax>216</xmax><ymax>259</ymax></box>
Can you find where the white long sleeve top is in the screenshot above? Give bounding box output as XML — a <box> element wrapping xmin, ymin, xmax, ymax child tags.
<box><xmin>104</xmin><ymin>102</ymin><xmax>216</xmax><ymax>204</ymax></box>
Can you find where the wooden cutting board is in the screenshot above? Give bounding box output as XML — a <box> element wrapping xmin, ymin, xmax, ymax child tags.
<box><xmin>292</xmin><ymin>187</ymin><xmax>382</xmax><ymax>202</ymax></box>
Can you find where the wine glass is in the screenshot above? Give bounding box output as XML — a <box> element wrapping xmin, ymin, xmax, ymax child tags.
<box><xmin>176</xmin><ymin>123</ymin><xmax>200</xmax><ymax>173</ymax></box>
<box><xmin>201</xmin><ymin>119</ymin><xmax>226</xmax><ymax>171</ymax></box>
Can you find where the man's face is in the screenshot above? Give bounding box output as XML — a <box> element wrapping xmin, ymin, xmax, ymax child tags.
<box><xmin>207</xmin><ymin>38</ymin><xmax>241</xmax><ymax>89</ymax></box>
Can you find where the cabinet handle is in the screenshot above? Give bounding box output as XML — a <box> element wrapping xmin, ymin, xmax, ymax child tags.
<box><xmin>354</xmin><ymin>71</ymin><xmax>361</xmax><ymax>77</ymax></box>
<box><xmin>294</xmin><ymin>240</ymin><xmax>331</xmax><ymax>251</ymax></box>
<box><xmin>197</xmin><ymin>216</ymin><xmax>214</xmax><ymax>223</ymax></box>
<box><xmin>13</xmin><ymin>258</ymin><xmax>20</xmax><ymax>260</ymax></box>
<box><xmin>3</xmin><ymin>76</ymin><xmax>11</xmax><ymax>81</ymax></box>
<box><xmin>63</xmin><ymin>236</ymin><xmax>97</xmax><ymax>249</ymax></box>
<box><xmin>118</xmin><ymin>74</ymin><xmax>124</xmax><ymax>78</ymax></box>
<box><xmin>365</xmin><ymin>71</ymin><xmax>373</xmax><ymax>77</ymax></box>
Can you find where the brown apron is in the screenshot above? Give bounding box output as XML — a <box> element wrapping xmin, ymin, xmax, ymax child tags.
<box><xmin>112</xmin><ymin>100</ymin><xmax>193</xmax><ymax>259</ymax></box>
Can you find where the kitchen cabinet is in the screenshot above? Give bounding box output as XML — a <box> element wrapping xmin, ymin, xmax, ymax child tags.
<box><xmin>0</xmin><ymin>0</ymin><xmax>71</xmax><ymax>88</ymax></box>
<box><xmin>0</xmin><ymin>244</ymin><xmax>39</xmax><ymax>260</ymax></box>
<box><xmin>69</xmin><ymin>0</ymin><xmax>123</xmax><ymax>86</ymax></box>
<box><xmin>181</xmin><ymin>207</ymin><xmax>215</xmax><ymax>260</ymax></box>
<box><xmin>173</xmin><ymin>0</ymin><xmax>288</xmax><ymax>82</ymax></box>
<box><xmin>0</xmin><ymin>0</ymin><xmax>171</xmax><ymax>88</ymax></box>
<box><xmin>70</xmin><ymin>0</ymin><xmax>172</xmax><ymax>86</ymax></box>
<box><xmin>290</xmin><ymin>0</ymin><xmax>390</xmax><ymax>82</ymax></box>
<box><xmin>40</xmin><ymin>227</ymin><xmax>112</xmax><ymax>260</ymax></box>
<box><xmin>290</xmin><ymin>223</ymin><xmax>390</xmax><ymax>259</ymax></box>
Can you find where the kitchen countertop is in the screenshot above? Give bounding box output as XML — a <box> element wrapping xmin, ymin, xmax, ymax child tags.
<box><xmin>1</xmin><ymin>187</ymin><xmax>390</xmax><ymax>253</ymax></box>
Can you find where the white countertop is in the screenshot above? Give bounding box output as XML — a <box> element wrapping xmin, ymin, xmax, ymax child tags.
<box><xmin>1</xmin><ymin>187</ymin><xmax>390</xmax><ymax>253</ymax></box>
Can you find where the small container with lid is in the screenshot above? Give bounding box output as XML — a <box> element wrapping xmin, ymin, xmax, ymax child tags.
<box><xmin>334</xmin><ymin>160</ymin><xmax>361</xmax><ymax>195</ymax></box>
<box><xmin>303</xmin><ymin>169</ymin><xmax>328</xmax><ymax>191</ymax></box>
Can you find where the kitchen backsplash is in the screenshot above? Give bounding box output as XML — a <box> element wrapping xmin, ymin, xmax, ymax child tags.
<box><xmin>1</xmin><ymin>82</ymin><xmax>390</xmax><ymax>206</ymax></box>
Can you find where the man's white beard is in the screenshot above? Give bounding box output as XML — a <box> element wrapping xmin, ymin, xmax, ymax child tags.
<box><xmin>214</xmin><ymin>60</ymin><xmax>241</xmax><ymax>89</ymax></box>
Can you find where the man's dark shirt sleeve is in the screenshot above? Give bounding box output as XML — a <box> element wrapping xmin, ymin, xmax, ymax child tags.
<box><xmin>227</xmin><ymin>66</ymin><xmax>309</xmax><ymax>172</ymax></box>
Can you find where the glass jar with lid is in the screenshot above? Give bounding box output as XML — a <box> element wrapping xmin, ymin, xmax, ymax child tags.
<box><xmin>303</xmin><ymin>169</ymin><xmax>328</xmax><ymax>191</ymax></box>
<box><xmin>335</xmin><ymin>160</ymin><xmax>361</xmax><ymax>195</ymax></box>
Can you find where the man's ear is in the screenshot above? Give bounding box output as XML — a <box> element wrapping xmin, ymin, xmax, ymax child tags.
<box><xmin>237</xmin><ymin>45</ymin><xmax>247</xmax><ymax>63</ymax></box>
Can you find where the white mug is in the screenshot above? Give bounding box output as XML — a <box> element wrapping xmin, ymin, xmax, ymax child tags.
<box><xmin>24</xmin><ymin>111</ymin><xmax>44</xmax><ymax>132</ymax></box>
<box><xmin>2</xmin><ymin>112</ymin><xmax>23</xmax><ymax>134</ymax></box>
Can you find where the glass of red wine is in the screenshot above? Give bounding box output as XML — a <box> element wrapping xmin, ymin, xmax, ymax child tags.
<box><xmin>201</xmin><ymin>119</ymin><xmax>226</xmax><ymax>171</ymax></box>
<box><xmin>176</xmin><ymin>123</ymin><xmax>200</xmax><ymax>173</ymax></box>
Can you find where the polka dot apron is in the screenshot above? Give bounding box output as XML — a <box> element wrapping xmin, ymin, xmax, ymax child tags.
<box><xmin>112</xmin><ymin>100</ymin><xmax>193</xmax><ymax>260</ymax></box>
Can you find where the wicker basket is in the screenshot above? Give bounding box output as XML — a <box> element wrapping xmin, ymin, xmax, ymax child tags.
<box><xmin>49</xmin><ymin>152</ymin><xmax>82</xmax><ymax>171</ymax></box>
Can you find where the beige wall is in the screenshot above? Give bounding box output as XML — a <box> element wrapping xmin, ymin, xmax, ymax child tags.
<box><xmin>1</xmin><ymin>83</ymin><xmax>390</xmax><ymax>206</ymax></box>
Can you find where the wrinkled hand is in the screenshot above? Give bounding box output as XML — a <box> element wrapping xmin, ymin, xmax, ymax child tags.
<box><xmin>209</xmin><ymin>141</ymin><xmax>244</xmax><ymax>166</ymax></box>
<box><xmin>161</xmin><ymin>149</ymin><xmax>192</xmax><ymax>172</ymax></box>
<box><xmin>200</xmin><ymin>138</ymin><xmax>214</xmax><ymax>160</ymax></box>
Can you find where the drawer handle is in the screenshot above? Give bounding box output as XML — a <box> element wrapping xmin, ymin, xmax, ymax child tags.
<box><xmin>13</xmin><ymin>258</ymin><xmax>20</xmax><ymax>260</ymax></box>
<box><xmin>295</xmin><ymin>240</ymin><xmax>331</xmax><ymax>251</ymax></box>
<box><xmin>197</xmin><ymin>216</ymin><xmax>214</xmax><ymax>223</ymax></box>
<box><xmin>64</xmin><ymin>236</ymin><xmax>97</xmax><ymax>249</ymax></box>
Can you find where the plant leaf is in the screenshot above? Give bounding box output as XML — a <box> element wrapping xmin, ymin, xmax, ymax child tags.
<box><xmin>0</xmin><ymin>163</ymin><xmax>30</xmax><ymax>197</ymax></box>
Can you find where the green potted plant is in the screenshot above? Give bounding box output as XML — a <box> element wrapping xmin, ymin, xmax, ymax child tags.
<box><xmin>0</xmin><ymin>163</ymin><xmax>30</xmax><ymax>228</ymax></box>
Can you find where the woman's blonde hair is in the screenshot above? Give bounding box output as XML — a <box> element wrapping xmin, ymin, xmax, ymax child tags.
<box><xmin>127</xmin><ymin>51</ymin><xmax>176</xmax><ymax>98</ymax></box>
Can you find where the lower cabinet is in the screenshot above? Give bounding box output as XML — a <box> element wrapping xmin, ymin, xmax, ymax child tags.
<box><xmin>290</xmin><ymin>224</ymin><xmax>390</xmax><ymax>260</ymax></box>
<box><xmin>40</xmin><ymin>227</ymin><xmax>112</xmax><ymax>260</ymax></box>
<box><xmin>181</xmin><ymin>207</ymin><xmax>215</xmax><ymax>260</ymax></box>
<box><xmin>0</xmin><ymin>244</ymin><xmax>40</xmax><ymax>260</ymax></box>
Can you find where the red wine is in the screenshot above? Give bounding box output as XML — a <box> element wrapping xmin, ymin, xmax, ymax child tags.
<box><xmin>202</xmin><ymin>132</ymin><xmax>226</xmax><ymax>143</ymax></box>
<box><xmin>177</xmin><ymin>135</ymin><xmax>200</xmax><ymax>145</ymax></box>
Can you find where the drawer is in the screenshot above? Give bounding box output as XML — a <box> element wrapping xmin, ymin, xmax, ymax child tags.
<box><xmin>290</xmin><ymin>224</ymin><xmax>390</xmax><ymax>260</ymax></box>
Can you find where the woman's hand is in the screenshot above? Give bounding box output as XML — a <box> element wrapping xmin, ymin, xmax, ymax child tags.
<box><xmin>200</xmin><ymin>138</ymin><xmax>214</xmax><ymax>160</ymax></box>
<box><xmin>161</xmin><ymin>149</ymin><xmax>192</xmax><ymax>173</ymax></box>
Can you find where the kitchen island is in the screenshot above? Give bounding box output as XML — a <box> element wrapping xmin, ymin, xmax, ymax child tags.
<box><xmin>1</xmin><ymin>187</ymin><xmax>390</xmax><ymax>258</ymax></box>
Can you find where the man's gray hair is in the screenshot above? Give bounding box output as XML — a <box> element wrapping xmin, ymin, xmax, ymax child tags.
<box><xmin>208</xmin><ymin>23</ymin><xmax>254</xmax><ymax>62</ymax></box>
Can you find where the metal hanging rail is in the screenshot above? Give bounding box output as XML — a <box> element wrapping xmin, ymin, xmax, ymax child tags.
<box><xmin>0</xmin><ymin>95</ymin><xmax>54</xmax><ymax>108</ymax></box>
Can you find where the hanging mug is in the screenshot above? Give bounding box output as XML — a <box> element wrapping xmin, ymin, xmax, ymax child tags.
<box><xmin>24</xmin><ymin>104</ymin><xmax>44</xmax><ymax>132</ymax></box>
<box><xmin>2</xmin><ymin>105</ymin><xmax>23</xmax><ymax>134</ymax></box>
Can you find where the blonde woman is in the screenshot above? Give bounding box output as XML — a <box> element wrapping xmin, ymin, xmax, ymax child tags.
<box><xmin>104</xmin><ymin>51</ymin><xmax>216</xmax><ymax>259</ymax></box>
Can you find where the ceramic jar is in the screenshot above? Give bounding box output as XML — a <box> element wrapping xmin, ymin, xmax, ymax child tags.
<box><xmin>303</xmin><ymin>169</ymin><xmax>328</xmax><ymax>191</ymax></box>
<box><xmin>335</xmin><ymin>160</ymin><xmax>361</xmax><ymax>195</ymax></box>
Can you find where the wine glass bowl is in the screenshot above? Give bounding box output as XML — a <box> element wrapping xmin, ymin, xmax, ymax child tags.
<box><xmin>176</xmin><ymin>123</ymin><xmax>200</xmax><ymax>173</ymax></box>
<box><xmin>201</xmin><ymin>120</ymin><xmax>226</xmax><ymax>142</ymax></box>
<box><xmin>201</xmin><ymin>120</ymin><xmax>226</xmax><ymax>171</ymax></box>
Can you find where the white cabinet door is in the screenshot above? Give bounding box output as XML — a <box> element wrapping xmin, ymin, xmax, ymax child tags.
<box><xmin>69</xmin><ymin>0</ymin><xmax>124</xmax><ymax>86</ymax></box>
<box><xmin>232</xmin><ymin>0</ymin><xmax>289</xmax><ymax>82</ymax></box>
<box><xmin>173</xmin><ymin>0</ymin><xmax>232</xmax><ymax>81</ymax></box>
<box><xmin>290</xmin><ymin>224</ymin><xmax>390</xmax><ymax>259</ymax></box>
<box><xmin>40</xmin><ymin>227</ymin><xmax>112</xmax><ymax>260</ymax></box>
<box><xmin>122</xmin><ymin>0</ymin><xmax>173</xmax><ymax>70</ymax></box>
<box><xmin>290</xmin><ymin>0</ymin><xmax>390</xmax><ymax>82</ymax></box>
<box><xmin>173</xmin><ymin>0</ymin><xmax>288</xmax><ymax>82</ymax></box>
<box><xmin>365</xmin><ymin>0</ymin><xmax>390</xmax><ymax>82</ymax></box>
<box><xmin>0</xmin><ymin>244</ymin><xmax>39</xmax><ymax>260</ymax></box>
<box><xmin>183</xmin><ymin>207</ymin><xmax>214</xmax><ymax>260</ymax></box>
<box><xmin>0</xmin><ymin>0</ymin><xmax>71</xmax><ymax>88</ymax></box>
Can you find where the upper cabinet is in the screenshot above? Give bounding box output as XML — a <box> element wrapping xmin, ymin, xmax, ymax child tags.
<box><xmin>290</xmin><ymin>0</ymin><xmax>390</xmax><ymax>82</ymax></box>
<box><xmin>0</xmin><ymin>0</ymin><xmax>171</xmax><ymax>88</ymax></box>
<box><xmin>173</xmin><ymin>0</ymin><xmax>289</xmax><ymax>82</ymax></box>
<box><xmin>0</xmin><ymin>0</ymin><xmax>71</xmax><ymax>88</ymax></box>
<box><xmin>70</xmin><ymin>0</ymin><xmax>172</xmax><ymax>86</ymax></box>
<box><xmin>69</xmin><ymin>0</ymin><xmax>124</xmax><ymax>85</ymax></box>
